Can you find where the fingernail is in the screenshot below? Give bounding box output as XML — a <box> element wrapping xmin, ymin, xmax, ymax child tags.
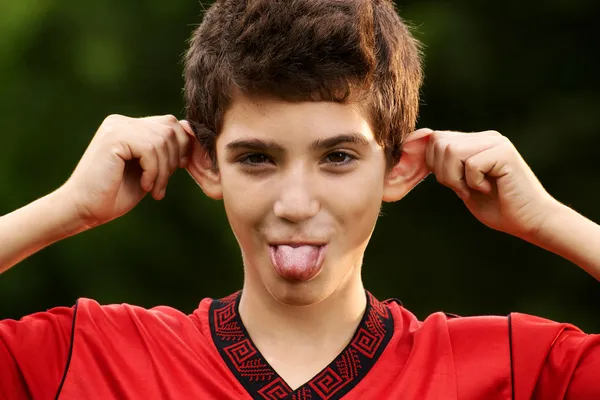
<box><xmin>414</xmin><ymin>128</ymin><xmax>434</xmax><ymax>135</ymax></box>
<box><xmin>179</xmin><ymin>120</ymin><xmax>193</xmax><ymax>134</ymax></box>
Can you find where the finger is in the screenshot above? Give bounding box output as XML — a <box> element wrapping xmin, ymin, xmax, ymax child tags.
<box><xmin>142</xmin><ymin>116</ymin><xmax>180</xmax><ymax>172</ymax></box>
<box><xmin>178</xmin><ymin>120</ymin><xmax>195</xmax><ymax>167</ymax></box>
<box><xmin>127</xmin><ymin>138</ymin><xmax>159</xmax><ymax>192</ymax></box>
<box><xmin>133</xmin><ymin>123</ymin><xmax>171</xmax><ymax>199</ymax></box>
<box><xmin>145</xmin><ymin>115</ymin><xmax>192</xmax><ymax>168</ymax></box>
<box><xmin>408</xmin><ymin>127</ymin><xmax>434</xmax><ymax>141</ymax></box>
<box><xmin>106</xmin><ymin>117</ymin><xmax>159</xmax><ymax>192</ymax></box>
<box><xmin>440</xmin><ymin>145</ymin><xmax>471</xmax><ymax>199</ymax></box>
<box><xmin>434</xmin><ymin>137</ymin><xmax>450</xmax><ymax>183</ymax></box>
<box><xmin>149</xmin><ymin>133</ymin><xmax>171</xmax><ymax>200</ymax></box>
<box><xmin>475</xmin><ymin>130</ymin><xmax>503</xmax><ymax>138</ymax></box>
<box><xmin>443</xmin><ymin>135</ymin><xmax>507</xmax><ymax>198</ymax></box>
<box><xmin>464</xmin><ymin>146</ymin><xmax>512</xmax><ymax>194</ymax></box>
<box><xmin>156</xmin><ymin>125</ymin><xmax>180</xmax><ymax>173</ymax></box>
<box><xmin>179</xmin><ymin>119</ymin><xmax>195</xmax><ymax>136</ymax></box>
<box><xmin>435</xmin><ymin>135</ymin><xmax>471</xmax><ymax>199</ymax></box>
<box><xmin>425</xmin><ymin>130</ymin><xmax>461</xmax><ymax>175</ymax></box>
<box><xmin>426</xmin><ymin>130</ymin><xmax>503</xmax><ymax>173</ymax></box>
<box><xmin>425</xmin><ymin>131</ymin><xmax>446</xmax><ymax>171</ymax></box>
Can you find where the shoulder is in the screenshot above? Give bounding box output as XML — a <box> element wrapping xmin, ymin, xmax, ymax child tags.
<box><xmin>383</xmin><ymin>303</ymin><xmax>514</xmax><ymax>398</ymax></box>
<box><xmin>73</xmin><ymin>297</ymin><xmax>213</xmax><ymax>338</ymax></box>
<box><xmin>54</xmin><ymin>297</ymin><xmax>228</xmax><ymax>399</ymax></box>
<box><xmin>0</xmin><ymin>305</ymin><xmax>77</xmax><ymax>400</ymax></box>
<box><xmin>0</xmin><ymin>304</ymin><xmax>75</xmax><ymax>338</ymax></box>
<box><xmin>385</xmin><ymin>301</ymin><xmax>511</xmax><ymax>366</ymax></box>
<box><xmin>406</xmin><ymin>306</ymin><xmax>600</xmax><ymax>399</ymax></box>
<box><xmin>399</xmin><ymin>307</ymin><xmax>581</xmax><ymax>359</ymax></box>
<box><xmin>388</xmin><ymin>301</ymin><xmax>577</xmax><ymax>342</ymax></box>
<box><xmin>508</xmin><ymin>312</ymin><xmax>600</xmax><ymax>399</ymax></box>
<box><xmin>507</xmin><ymin>311</ymin><xmax>584</xmax><ymax>380</ymax></box>
<box><xmin>386</xmin><ymin>300</ymin><xmax>510</xmax><ymax>338</ymax></box>
<box><xmin>390</xmin><ymin>303</ymin><xmax>599</xmax><ymax>398</ymax></box>
<box><xmin>64</xmin><ymin>298</ymin><xmax>214</xmax><ymax>384</ymax></box>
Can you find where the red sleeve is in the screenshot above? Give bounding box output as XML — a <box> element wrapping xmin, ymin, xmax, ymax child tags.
<box><xmin>510</xmin><ymin>312</ymin><xmax>600</xmax><ymax>400</ymax></box>
<box><xmin>0</xmin><ymin>304</ymin><xmax>75</xmax><ymax>400</ymax></box>
<box><xmin>535</xmin><ymin>328</ymin><xmax>600</xmax><ymax>399</ymax></box>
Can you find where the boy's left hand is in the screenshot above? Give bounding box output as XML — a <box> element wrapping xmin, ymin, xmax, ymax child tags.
<box><xmin>424</xmin><ymin>129</ymin><xmax>560</xmax><ymax>240</ymax></box>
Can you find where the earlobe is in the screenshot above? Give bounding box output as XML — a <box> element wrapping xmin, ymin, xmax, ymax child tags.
<box><xmin>185</xmin><ymin>139</ymin><xmax>223</xmax><ymax>200</ymax></box>
<box><xmin>382</xmin><ymin>128</ymin><xmax>433</xmax><ymax>202</ymax></box>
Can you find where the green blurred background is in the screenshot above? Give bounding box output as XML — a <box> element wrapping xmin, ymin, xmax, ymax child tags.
<box><xmin>1</xmin><ymin>0</ymin><xmax>599</xmax><ymax>332</ymax></box>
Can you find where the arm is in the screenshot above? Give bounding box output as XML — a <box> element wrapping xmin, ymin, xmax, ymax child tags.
<box><xmin>0</xmin><ymin>115</ymin><xmax>195</xmax><ymax>397</ymax></box>
<box><xmin>401</xmin><ymin>128</ymin><xmax>600</xmax><ymax>397</ymax></box>
<box><xmin>525</xmin><ymin>202</ymin><xmax>600</xmax><ymax>281</ymax></box>
<box><xmin>0</xmin><ymin>115</ymin><xmax>194</xmax><ymax>276</ymax></box>
<box><xmin>405</xmin><ymin>128</ymin><xmax>600</xmax><ymax>281</ymax></box>
<box><xmin>0</xmin><ymin>190</ymin><xmax>87</xmax><ymax>274</ymax></box>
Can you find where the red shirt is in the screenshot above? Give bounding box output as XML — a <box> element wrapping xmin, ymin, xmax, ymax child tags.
<box><xmin>1</xmin><ymin>291</ymin><xmax>598</xmax><ymax>399</ymax></box>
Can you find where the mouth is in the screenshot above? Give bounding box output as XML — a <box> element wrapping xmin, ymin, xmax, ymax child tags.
<box><xmin>268</xmin><ymin>243</ymin><xmax>328</xmax><ymax>282</ymax></box>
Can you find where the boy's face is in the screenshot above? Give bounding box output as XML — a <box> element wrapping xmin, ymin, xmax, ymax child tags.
<box><xmin>210</xmin><ymin>94</ymin><xmax>389</xmax><ymax>306</ymax></box>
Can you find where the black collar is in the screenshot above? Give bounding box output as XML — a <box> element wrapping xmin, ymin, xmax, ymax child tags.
<box><xmin>209</xmin><ymin>291</ymin><xmax>394</xmax><ymax>400</ymax></box>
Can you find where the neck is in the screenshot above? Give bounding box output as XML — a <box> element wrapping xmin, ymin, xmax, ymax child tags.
<box><xmin>238</xmin><ymin>276</ymin><xmax>367</xmax><ymax>350</ymax></box>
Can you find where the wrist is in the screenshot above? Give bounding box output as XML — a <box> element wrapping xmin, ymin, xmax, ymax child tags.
<box><xmin>522</xmin><ymin>199</ymin><xmax>569</xmax><ymax>246</ymax></box>
<box><xmin>44</xmin><ymin>188</ymin><xmax>92</xmax><ymax>239</ymax></box>
<box><xmin>0</xmin><ymin>189</ymin><xmax>93</xmax><ymax>273</ymax></box>
<box><xmin>524</xmin><ymin>200</ymin><xmax>600</xmax><ymax>279</ymax></box>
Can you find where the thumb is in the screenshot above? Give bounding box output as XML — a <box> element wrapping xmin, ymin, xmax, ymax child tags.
<box><xmin>406</xmin><ymin>128</ymin><xmax>434</xmax><ymax>143</ymax></box>
<box><xmin>179</xmin><ymin>120</ymin><xmax>195</xmax><ymax>137</ymax></box>
<box><xmin>401</xmin><ymin>128</ymin><xmax>433</xmax><ymax>160</ymax></box>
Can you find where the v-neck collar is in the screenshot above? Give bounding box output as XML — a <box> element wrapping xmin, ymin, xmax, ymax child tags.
<box><xmin>208</xmin><ymin>291</ymin><xmax>394</xmax><ymax>400</ymax></box>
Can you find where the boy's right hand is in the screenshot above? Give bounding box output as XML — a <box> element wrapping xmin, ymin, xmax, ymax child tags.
<box><xmin>57</xmin><ymin>114</ymin><xmax>195</xmax><ymax>229</ymax></box>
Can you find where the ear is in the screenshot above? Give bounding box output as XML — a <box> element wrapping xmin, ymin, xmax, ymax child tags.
<box><xmin>181</xmin><ymin>122</ymin><xmax>223</xmax><ymax>200</ymax></box>
<box><xmin>382</xmin><ymin>128</ymin><xmax>433</xmax><ymax>202</ymax></box>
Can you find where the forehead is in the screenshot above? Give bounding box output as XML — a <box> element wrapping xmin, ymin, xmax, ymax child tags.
<box><xmin>219</xmin><ymin>94</ymin><xmax>375</xmax><ymax>144</ymax></box>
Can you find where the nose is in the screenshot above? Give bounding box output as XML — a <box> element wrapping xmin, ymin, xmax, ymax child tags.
<box><xmin>273</xmin><ymin>167</ymin><xmax>320</xmax><ymax>222</ymax></box>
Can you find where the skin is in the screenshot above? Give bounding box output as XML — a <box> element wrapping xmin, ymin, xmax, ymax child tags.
<box><xmin>1</xmin><ymin>96</ymin><xmax>599</xmax><ymax>388</ymax></box>
<box><xmin>192</xmin><ymin>97</ymin><xmax>397</xmax><ymax>385</ymax></box>
<box><xmin>217</xmin><ymin>97</ymin><xmax>386</xmax><ymax>306</ymax></box>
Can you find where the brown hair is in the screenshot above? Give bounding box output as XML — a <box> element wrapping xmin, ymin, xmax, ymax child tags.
<box><xmin>184</xmin><ymin>0</ymin><xmax>423</xmax><ymax>168</ymax></box>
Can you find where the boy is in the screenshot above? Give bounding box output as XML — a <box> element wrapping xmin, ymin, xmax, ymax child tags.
<box><xmin>1</xmin><ymin>0</ymin><xmax>599</xmax><ymax>399</ymax></box>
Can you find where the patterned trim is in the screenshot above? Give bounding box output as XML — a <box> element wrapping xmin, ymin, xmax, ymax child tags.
<box><xmin>209</xmin><ymin>291</ymin><xmax>394</xmax><ymax>400</ymax></box>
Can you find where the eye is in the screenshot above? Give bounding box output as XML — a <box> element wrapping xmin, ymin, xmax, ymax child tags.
<box><xmin>238</xmin><ymin>153</ymin><xmax>272</xmax><ymax>166</ymax></box>
<box><xmin>324</xmin><ymin>151</ymin><xmax>356</xmax><ymax>165</ymax></box>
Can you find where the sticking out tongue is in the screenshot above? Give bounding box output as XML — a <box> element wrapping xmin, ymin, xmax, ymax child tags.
<box><xmin>269</xmin><ymin>245</ymin><xmax>325</xmax><ymax>281</ymax></box>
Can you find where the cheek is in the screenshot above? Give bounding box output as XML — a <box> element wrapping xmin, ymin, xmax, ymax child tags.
<box><xmin>325</xmin><ymin>169</ymin><xmax>385</xmax><ymax>230</ymax></box>
<box><xmin>221</xmin><ymin>174</ymin><xmax>273</xmax><ymax>241</ymax></box>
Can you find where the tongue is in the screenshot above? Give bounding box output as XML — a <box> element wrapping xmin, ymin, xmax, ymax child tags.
<box><xmin>270</xmin><ymin>245</ymin><xmax>322</xmax><ymax>281</ymax></box>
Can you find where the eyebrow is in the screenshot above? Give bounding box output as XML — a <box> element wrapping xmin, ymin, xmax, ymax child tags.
<box><xmin>225</xmin><ymin>138</ymin><xmax>285</xmax><ymax>153</ymax></box>
<box><xmin>309</xmin><ymin>133</ymin><xmax>370</xmax><ymax>151</ymax></box>
<box><xmin>225</xmin><ymin>133</ymin><xmax>370</xmax><ymax>153</ymax></box>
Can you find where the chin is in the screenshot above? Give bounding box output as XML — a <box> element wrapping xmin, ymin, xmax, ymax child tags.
<box><xmin>265</xmin><ymin>279</ymin><xmax>333</xmax><ymax>307</ymax></box>
<box><xmin>261</xmin><ymin>259</ymin><xmax>352</xmax><ymax>308</ymax></box>
<box><xmin>243</xmin><ymin>245</ymin><xmax>360</xmax><ymax>307</ymax></box>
